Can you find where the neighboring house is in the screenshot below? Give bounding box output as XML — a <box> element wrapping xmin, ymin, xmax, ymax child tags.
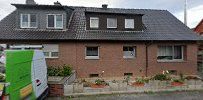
<box><xmin>194</xmin><ymin>19</ymin><xmax>203</xmax><ymax>35</ymax></box>
<box><xmin>194</xmin><ymin>19</ymin><xmax>203</xmax><ymax>74</ymax></box>
<box><xmin>0</xmin><ymin>0</ymin><xmax>200</xmax><ymax>78</ymax></box>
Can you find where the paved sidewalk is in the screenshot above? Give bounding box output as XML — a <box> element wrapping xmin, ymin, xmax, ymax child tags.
<box><xmin>47</xmin><ymin>91</ymin><xmax>203</xmax><ymax>100</ymax></box>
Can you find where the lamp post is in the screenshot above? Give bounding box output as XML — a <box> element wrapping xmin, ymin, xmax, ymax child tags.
<box><xmin>184</xmin><ymin>0</ymin><xmax>188</xmax><ymax>26</ymax></box>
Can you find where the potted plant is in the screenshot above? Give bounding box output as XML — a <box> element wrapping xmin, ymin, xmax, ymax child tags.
<box><xmin>91</xmin><ymin>79</ymin><xmax>108</xmax><ymax>88</ymax></box>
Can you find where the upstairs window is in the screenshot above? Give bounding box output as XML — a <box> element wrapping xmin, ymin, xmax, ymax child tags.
<box><xmin>21</xmin><ymin>14</ymin><xmax>37</xmax><ymax>28</ymax></box>
<box><xmin>85</xmin><ymin>47</ymin><xmax>99</xmax><ymax>59</ymax></box>
<box><xmin>123</xmin><ymin>46</ymin><xmax>136</xmax><ymax>58</ymax></box>
<box><xmin>125</xmin><ymin>19</ymin><xmax>134</xmax><ymax>29</ymax></box>
<box><xmin>157</xmin><ymin>45</ymin><xmax>184</xmax><ymax>61</ymax></box>
<box><xmin>107</xmin><ymin>18</ymin><xmax>117</xmax><ymax>28</ymax></box>
<box><xmin>90</xmin><ymin>17</ymin><xmax>99</xmax><ymax>28</ymax></box>
<box><xmin>47</xmin><ymin>14</ymin><xmax>63</xmax><ymax>29</ymax></box>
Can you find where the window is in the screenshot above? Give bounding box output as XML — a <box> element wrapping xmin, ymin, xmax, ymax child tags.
<box><xmin>107</xmin><ymin>18</ymin><xmax>117</xmax><ymax>28</ymax></box>
<box><xmin>85</xmin><ymin>47</ymin><xmax>99</xmax><ymax>59</ymax></box>
<box><xmin>43</xmin><ymin>44</ymin><xmax>59</xmax><ymax>58</ymax></box>
<box><xmin>90</xmin><ymin>17</ymin><xmax>99</xmax><ymax>28</ymax></box>
<box><xmin>125</xmin><ymin>19</ymin><xmax>134</xmax><ymax>29</ymax></box>
<box><xmin>123</xmin><ymin>46</ymin><xmax>136</xmax><ymax>58</ymax></box>
<box><xmin>157</xmin><ymin>45</ymin><xmax>184</xmax><ymax>61</ymax></box>
<box><xmin>47</xmin><ymin>14</ymin><xmax>63</xmax><ymax>29</ymax></box>
<box><xmin>21</xmin><ymin>14</ymin><xmax>37</xmax><ymax>28</ymax></box>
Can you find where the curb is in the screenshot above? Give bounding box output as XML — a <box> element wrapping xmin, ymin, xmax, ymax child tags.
<box><xmin>63</xmin><ymin>89</ymin><xmax>203</xmax><ymax>97</ymax></box>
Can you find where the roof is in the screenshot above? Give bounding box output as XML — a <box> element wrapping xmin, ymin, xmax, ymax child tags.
<box><xmin>0</xmin><ymin>4</ymin><xmax>200</xmax><ymax>41</ymax></box>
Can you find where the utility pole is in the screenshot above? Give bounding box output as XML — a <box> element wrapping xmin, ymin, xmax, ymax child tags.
<box><xmin>184</xmin><ymin>0</ymin><xmax>187</xmax><ymax>26</ymax></box>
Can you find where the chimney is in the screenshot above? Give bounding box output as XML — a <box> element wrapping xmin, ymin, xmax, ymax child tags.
<box><xmin>26</xmin><ymin>0</ymin><xmax>36</xmax><ymax>5</ymax></box>
<box><xmin>102</xmin><ymin>4</ymin><xmax>108</xmax><ymax>9</ymax></box>
<box><xmin>54</xmin><ymin>1</ymin><xmax>62</xmax><ymax>6</ymax></box>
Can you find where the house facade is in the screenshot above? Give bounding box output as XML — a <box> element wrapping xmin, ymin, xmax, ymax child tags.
<box><xmin>0</xmin><ymin>0</ymin><xmax>200</xmax><ymax>78</ymax></box>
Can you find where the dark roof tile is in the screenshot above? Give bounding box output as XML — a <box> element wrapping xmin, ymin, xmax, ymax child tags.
<box><xmin>0</xmin><ymin>5</ymin><xmax>200</xmax><ymax>41</ymax></box>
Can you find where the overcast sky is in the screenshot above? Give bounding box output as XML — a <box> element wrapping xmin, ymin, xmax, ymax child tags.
<box><xmin>0</xmin><ymin>0</ymin><xmax>203</xmax><ymax>28</ymax></box>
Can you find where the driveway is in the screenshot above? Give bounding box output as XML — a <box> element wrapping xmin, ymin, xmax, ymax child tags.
<box><xmin>47</xmin><ymin>91</ymin><xmax>203</xmax><ymax>100</ymax></box>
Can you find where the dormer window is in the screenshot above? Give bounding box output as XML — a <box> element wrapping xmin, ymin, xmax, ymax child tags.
<box><xmin>90</xmin><ymin>17</ymin><xmax>99</xmax><ymax>28</ymax></box>
<box><xmin>20</xmin><ymin>14</ymin><xmax>37</xmax><ymax>28</ymax></box>
<box><xmin>125</xmin><ymin>19</ymin><xmax>134</xmax><ymax>29</ymax></box>
<box><xmin>107</xmin><ymin>18</ymin><xmax>117</xmax><ymax>28</ymax></box>
<box><xmin>47</xmin><ymin>14</ymin><xmax>63</xmax><ymax>29</ymax></box>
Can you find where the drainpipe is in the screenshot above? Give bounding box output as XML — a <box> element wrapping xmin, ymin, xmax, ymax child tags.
<box><xmin>145</xmin><ymin>41</ymin><xmax>153</xmax><ymax>77</ymax></box>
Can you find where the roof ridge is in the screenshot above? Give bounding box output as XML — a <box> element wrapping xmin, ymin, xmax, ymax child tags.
<box><xmin>70</xmin><ymin>6</ymin><xmax>167</xmax><ymax>11</ymax></box>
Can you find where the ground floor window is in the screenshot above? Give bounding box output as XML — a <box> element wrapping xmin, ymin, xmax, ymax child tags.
<box><xmin>85</xmin><ymin>46</ymin><xmax>99</xmax><ymax>59</ymax></box>
<box><xmin>43</xmin><ymin>44</ymin><xmax>59</xmax><ymax>58</ymax></box>
<box><xmin>123</xmin><ymin>46</ymin><xmax>136</xmax><ymax>58</ymax></box>
<box><xmin>157</xmin><ymin>45</ymin><xmax>184</xmax><ymax>61</ymax></box>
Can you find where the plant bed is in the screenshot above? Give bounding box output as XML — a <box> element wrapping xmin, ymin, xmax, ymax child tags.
<box><xmin>171</xmin><ymin>82</ymin><xmax>184</xmax><ymax>86</ymax></box>
<box><xmin>131</xmin><ymin>77</ymin><xmax>149</xmax><ymax>87</ymax></box>
<box><xmin>131</xmin><ymin>82</ymin><xmax>145</xmax><ymax>87</ymax></box>
<box><xmin>90</xmin><ymin>79</ymin><xmax>108</xmax><ymax>88</ymax></box>
<box><xmin>91</xmin><ymin>84</ymin><xmax>107</xmax><ymax>88</ymax></box>
<box><xmin>171</xmin><ymin>79</ymin><xmax>184</xmax><ymax>86</ymax></box>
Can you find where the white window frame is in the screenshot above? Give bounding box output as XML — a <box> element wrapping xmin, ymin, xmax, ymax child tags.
<box><xmin>123</xmin><ymin>46</ymin><xmax>136</xmax><ymax>59</ymax></box>
<box><xmin>85</xmin><ymin>46</ymin><xmax>99</xmax><ymax>60</ymax></box>
<box><xmin>157</xmin><ymin>45</ymin><xmax>184</xmax><ymax>62</ymax></box>
<box><xmin>43</xmin><ymin>52</ymin><xmax>59</xmax><ymax>58</ymax></box>
<box><xmin>125</xmin><ymin>19</ymin><xmax>134</xmax><ymax>29</ymax></box>
<box><xmin>90</xmin><ymin>17</ymin><xmax>99</xmax><ymax>28</ymax></box>
<box><xmin>20</xmin><ymin>14</ymin><xmax>37</xmax><ymax>28</ymax></box>
<box><xmin>43</xmin><ymin>44</ymin><xmax>59</xmax><ymax>59</ymax></box>
<box><xmin>107</xmin><ymin>18</ymin><xmax>117</xmax><ymax>28</ymax></box>
<box><xmin>47</xmin><ymin>14</ymin><xmax>63</xmax><ymax>29</ymax></box>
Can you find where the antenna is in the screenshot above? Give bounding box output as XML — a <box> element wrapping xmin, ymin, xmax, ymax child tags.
<box><xmin>184</xmin><ymin>0</ymin><xmax>187</xmax><ymax>26</ymax></box>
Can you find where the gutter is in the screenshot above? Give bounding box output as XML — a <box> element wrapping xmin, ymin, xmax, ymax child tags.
<box><xmin>145</xmin><ymin>40</ymin><xmax>153</xmax><ymax>77</ymax></box>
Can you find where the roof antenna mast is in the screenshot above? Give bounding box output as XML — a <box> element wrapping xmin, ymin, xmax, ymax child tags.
<box><xmin>184</xmin><ymin>0</ymin><xmax>187</xmax><ymax>26</ymax></box>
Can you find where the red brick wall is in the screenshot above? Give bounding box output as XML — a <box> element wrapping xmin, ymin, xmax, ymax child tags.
<box><xmin>194</xmin><ymin>19</ymin><xmax>203</xmax><ymax>35</ymax></box>
<box><xmin>46</xmin><ymin>42</ymin><xmax>198</xmax><ymax>78</ymax></box>
<box><xmin>48</xmin><ymin>84</ymin><xmax>64</xmax><ymax>96</ymax></box>
<box><xmin>147</xmin><ymin>42</ymin><xmax>197</xmax><ymax>76</ymax></box>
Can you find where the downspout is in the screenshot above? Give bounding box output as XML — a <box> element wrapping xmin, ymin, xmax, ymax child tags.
<box><xmin>145</xmin><ymin>40</ymin><xmax>153</xmax><ymax>77</ymax></box>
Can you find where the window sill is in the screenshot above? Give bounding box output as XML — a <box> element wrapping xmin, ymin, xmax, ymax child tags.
<box><xmin>20</xmin><ymin>27</ymin><xmax>38</xmax><ymax>29</ymax></box>
<box><xmin>123</xmin><ymin>56</ymin><xmax>135</xmax><ymax>59</ymax></box>
<box><xmin>46</xmin><ymin>27</ymin><xmax>63</xmax><ymax>30</ymax></box>
<box><xmin>157</xmin><ymin>60</ymin><xmax>185</xmax><ymax>63</ymax></box>
<box><xmin>45</xmin><ymin>57</ymin><xmax>59</xmax><ymax>59</ymax></box>
<box><xmin>107</xmin><ymin>27</ymin><xmax>117</xmax><ymax>29</ymax></box>
<box><xmin>125</xmin><ymin>27</ymin><xmax>134</xmax><ymax>29</ymax></box>
<box><xmin>85</xmin><ymin>56</ymin><xmax>99</xmax><ymax>60</ymax></box>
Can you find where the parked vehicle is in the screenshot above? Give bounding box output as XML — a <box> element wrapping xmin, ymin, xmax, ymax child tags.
<box><xmin>0</xmin><ymin>50</ymin><xmax>48</xmax><ymax>100</ymax></box>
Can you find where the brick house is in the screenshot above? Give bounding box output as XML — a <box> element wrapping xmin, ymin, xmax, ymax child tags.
<box><xmin>194</xmin><ymin>19</ymin><xmax>203</xmax><ymax>35</ymax></box>
<box><xmin>0</xmin><ymin>0</ymin><xmax>200</xmax><ymax>78</ymax></box>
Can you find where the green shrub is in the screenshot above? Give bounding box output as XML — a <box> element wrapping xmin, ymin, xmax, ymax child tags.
<box><xmin>95</xmin><ymin>79</ymin><xmax>108</xmax><ymax>86</ymax></box>
<box><xmin>95</xmin><ymin>79</ymin><xmax>103</xmax><ymax>85</ymax></box>
<box><xmin>135</xmin><ymin>77</ymin><xmax>150</xmax><ymax>84</ymax></box>
<box><xmin>0</xmin><ymin>73</ymin><xmax>5</xmax><ymax>82</ymax></box>
<box><xmin>153</xmin><ymin>74</ymin><xmax>170</xmax><ymax>81</ymax></box>
<box><xmin>172</xmin><ymin>79</ymin><xmax>184</xmax><ymax>83</ymax></box>
<box><xmin>47</xmin><ymin>64</ymin><xmax>72</xmax><ymax>77</ymax></box>
<box><xmin>136</xmin><ymin>78</ymin><xmax>145</xmax><ymax>84</ymax></box>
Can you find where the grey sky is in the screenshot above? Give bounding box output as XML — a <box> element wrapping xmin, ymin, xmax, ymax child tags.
<box><xmin>0</xmin><ymin>0</ymin><xmax>203</xmax><ymax>28</ymax></box>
